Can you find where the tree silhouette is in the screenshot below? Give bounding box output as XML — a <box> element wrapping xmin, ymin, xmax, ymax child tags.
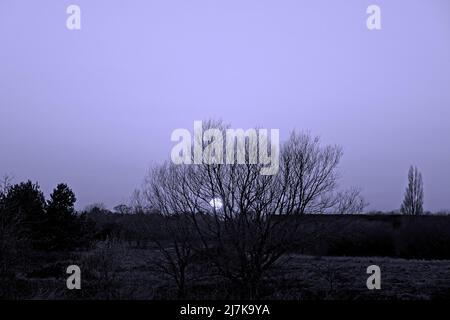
<box><xmin>401</xmin><ymin>166</ymin><xmax>424</xmax><ymax>215</ymax></box>
<box><xmin>47</xmin><ymin>183</ymin><xmax>76</xmax><ymax>214</ymax></box>
<box><xmin>45</xmin><ymin>183</ymin><xmax>81</xmax><ymax>250</ymax></box>
<box><xmin>143</xmin><ymin>120</ymin><xmax>362</xmax><ymax>298</ymax></box>
<box><xmin>0</xmin><ymin>180</ymin><xmax>46</xmax><ymax>245</ymax></box>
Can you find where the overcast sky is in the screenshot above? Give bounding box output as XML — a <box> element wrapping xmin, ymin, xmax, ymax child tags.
<box><xmin>1</xmin><ymin>0</ymin><xmax>449</xmax><ymax>211</ymax></box>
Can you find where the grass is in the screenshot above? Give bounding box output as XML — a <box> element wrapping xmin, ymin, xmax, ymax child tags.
<box><xmin>22</xmin><ymin>243</ymin><xmax>450</xmax><ymax>300</ymax></box>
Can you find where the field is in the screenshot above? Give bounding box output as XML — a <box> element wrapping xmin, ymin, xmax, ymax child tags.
<box><xmin>23</xmin><ymin>243</ymin><xmax>450</xmax><ymax>300</ymax></box>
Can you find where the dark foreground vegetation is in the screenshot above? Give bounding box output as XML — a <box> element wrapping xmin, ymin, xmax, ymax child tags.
<box><xmin>1</xmin><ymin>179</ymin><xmax>450</xmax><ymax>299</ymax></box>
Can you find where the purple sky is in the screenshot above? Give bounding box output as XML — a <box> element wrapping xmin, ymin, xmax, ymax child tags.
<box><xmin>1</xmin><ymin>0</ymin><xmax>449</xmax><ymax>211</ymax></box>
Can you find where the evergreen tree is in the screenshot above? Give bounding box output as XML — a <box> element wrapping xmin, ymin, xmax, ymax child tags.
<box><xmin>1</xmin><ymin>181</ymin><xmax>46</xmax><ymax>244</ymax></box>
<box><xmin>46</xmin><ymin>183</ymin><xmax>79</xmax><ymax>250</ymax></box>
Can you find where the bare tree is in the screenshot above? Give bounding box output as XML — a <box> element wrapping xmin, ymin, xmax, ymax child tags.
<box><xmin>143</xmin><ymin>121</ymin><xmax>361</xmax><ymax>299</ymax></box>
<box><xmin>279</xmin><ymin>132</ymin><xmax>343</xmax><ymax>214</ymax></box>
<box><xmin>149</xmin><ymin>213</ymin><xmax>197</xmax><ymax>298</ymax></box>
<box><xmin>0</xmin><ymin>175</ymin><xmax>13</xmax><ymax>197</ymax></box>
<box><xmin>335</xmin><ymin>187</ymin><xmax>368</xmax><ymax>214</ymax></box>
<box><xmin>113</xmin><ymin>204</ymin><xmax>132</xmax><ymax>215</ymax></box>
<box><xmin>144</xmin><ymin>163</ymin><xmax>207</xmax><ymax>298</ymax></box>
<box><xmin>130</xmin><ymin>189</ymin><xmax>148</xmax><ymax>214</ymax></box>
<box><xmin>401</xmin><ymin>166</ymin><xmax>424</xmax><ymax>215</ymax></box>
